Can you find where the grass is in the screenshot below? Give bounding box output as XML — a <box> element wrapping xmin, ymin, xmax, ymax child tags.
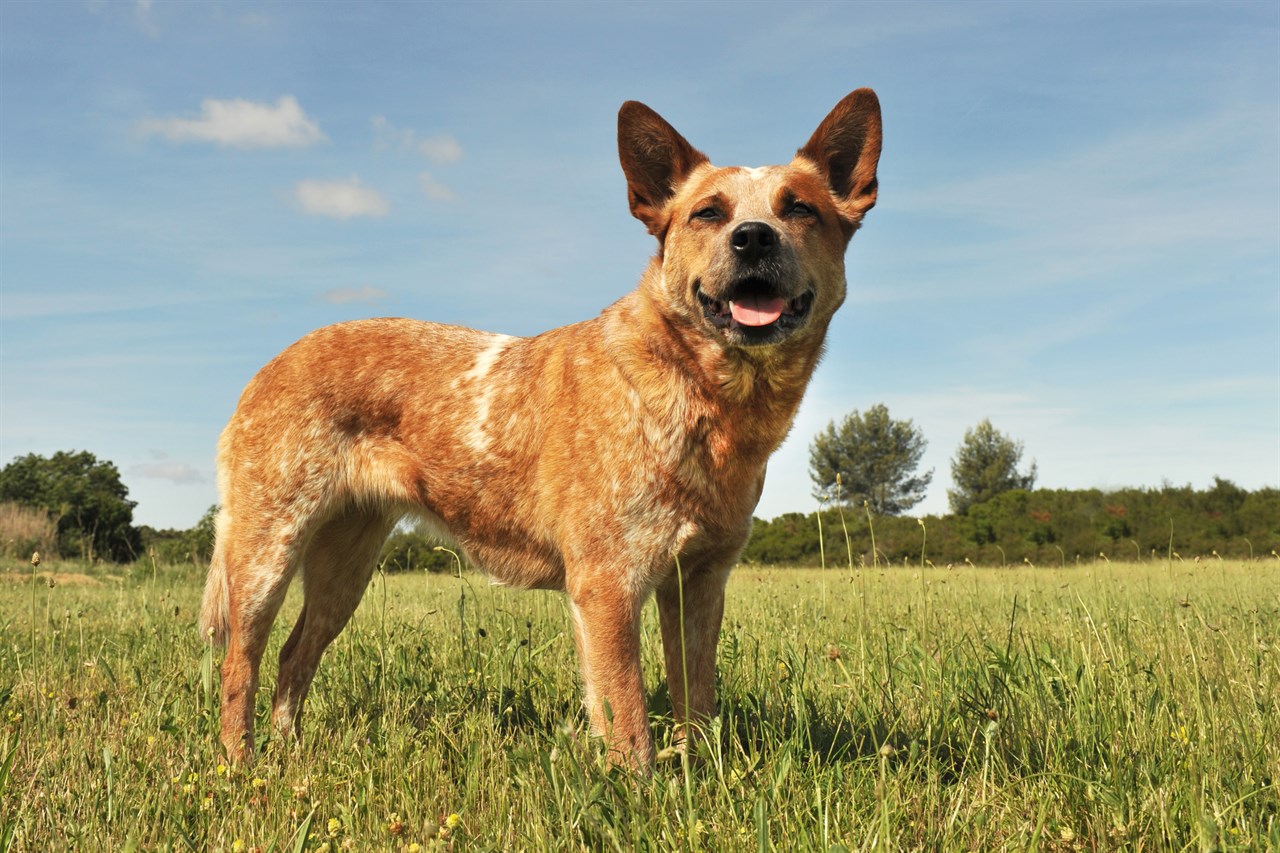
<box><xmin>1</xmin><ymin>557</ymin><xmax>1277</xmax><ymax>851</ymax></box>
<box><xmin>0</xmin><ymin>503</ymin><xmax>58</xmax><ymax>561</ymax></box>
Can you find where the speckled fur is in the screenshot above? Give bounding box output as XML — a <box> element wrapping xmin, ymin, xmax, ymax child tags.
<box><xmin>201</xmin><ymin>89</ymin><xmax>882</xmax><ymax>768</ymax></box>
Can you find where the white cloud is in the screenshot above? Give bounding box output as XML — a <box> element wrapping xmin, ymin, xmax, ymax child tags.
<box><xmin>370</xmin><ymin>118</ymin><xmax>461</xmax><ymax>203</ymax></box>
<box><xmin>372</xmin><ymin>115</ymin><xmax>414</xmax><ymax>150</ymax></box>
<box><xmin>419</xmin><ymin>172</ymin><xmax>456</xmax><ymax>202</ymax></box>
<box><xmin>131</xmin><ymin>461</ymin><xmax>206</xmax><ymax>485</ymax></box>
<box><xmin>135</xmin><ymin>0</ymin><xmax>159</xmax><ymax>37</ymax></box>
<box><xmin>887</xmin><ymin>104</ymin><xmax>1279</xmax><ymax>302</ymax></box>
<box><xmin>137</xmin><ymin>96</ymin><xmax>326</xmax><ymax>148</ymax></box>
<box><xmin>372</xmin><ymin>116</ymin><xmax>463</xmax><ymax>163</ymax></box>
<box><xmin>293</xmin><ymin>177</ymin><xmax>389</xmax><ymax>219</ymax></box>
<box><xmin>320</xmin><ymin>284</ymin><xmax>388</xmax><ymax>304</ymax></box>
<box><xmin>417</xmin><ymin>134</ymin><xmax>463</xmax><ymax>164</ymax></box>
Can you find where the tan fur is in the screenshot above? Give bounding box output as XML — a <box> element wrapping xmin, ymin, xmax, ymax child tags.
<box><xmin>201</xmin><ymin>89</ymin><xmax>882</xmax><ymax>768</ymax></box>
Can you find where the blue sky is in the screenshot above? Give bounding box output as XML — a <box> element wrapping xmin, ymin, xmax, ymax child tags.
<box><xmin>1</xmin><ymin>1</ymin><xmax>1276</xmax><ymax>531</ymax></box>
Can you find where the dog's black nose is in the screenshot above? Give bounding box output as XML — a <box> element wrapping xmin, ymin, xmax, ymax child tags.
<box><xmin>730</xmin><ymin>221</ymin><xmax>777</xmax><ymax>263</ymax></box>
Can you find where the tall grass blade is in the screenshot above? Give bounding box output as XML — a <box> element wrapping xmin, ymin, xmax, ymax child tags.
<box><xmin>289</xmin><ymin>809</ymin><xmax>316</xmax><ymax>853</ymax></box>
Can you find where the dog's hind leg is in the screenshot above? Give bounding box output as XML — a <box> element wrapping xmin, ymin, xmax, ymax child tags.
<box><xmin>656</xmin><ymin>559</ymin><xmax>732</xmax><ymax>746</ymax></box>
<box><xmin>217</xmin><ymin>522</ymin><xmax>300</xmax><ymax>763</ymax></box>
<box><xmin>270</xmin><ymin>507</ymin><xmax>396</xmax><ymax>742</ymax></box>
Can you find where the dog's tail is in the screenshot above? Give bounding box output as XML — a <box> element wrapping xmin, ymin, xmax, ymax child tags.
<box><xmin>199</xmin><ymin>509</ymin><xmax>231</xmax><ymax>647</ymax></box>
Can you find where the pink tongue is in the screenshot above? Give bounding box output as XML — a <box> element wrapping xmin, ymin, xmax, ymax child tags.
<box><xmin>729</xmin><ymin>296</ymin><xmax>786</xmax><ymax>327</ymax></box>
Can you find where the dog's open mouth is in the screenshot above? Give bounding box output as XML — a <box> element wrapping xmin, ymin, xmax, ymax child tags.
<box><xmin>696</xmin><ymin>278</ymin><xmax>814</xmax><ymax>344</ymax></box>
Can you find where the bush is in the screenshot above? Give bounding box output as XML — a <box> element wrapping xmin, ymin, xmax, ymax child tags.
<box><xmin>742</xmin><ymin>482</ymin><xmax>1280</xmax><ymax>567</ymax></box>
<box><xmin>0</xmin><ymin>451</ymin><xmax>142</xmax><ymax>562</ymax></box>
<box><xmin>0</xmin><ymin>501</ymin><xmax>59</xmax><ymax>560</ymax></box>
<box><xmin>378</xmin><ymin>527</ymin><xmax>464</xmax><ymax>574</ymax></box>
<box><xmin>139</xmin><ymin>505</ymin><xmax>219</xmax><ymax>566</ymax></box>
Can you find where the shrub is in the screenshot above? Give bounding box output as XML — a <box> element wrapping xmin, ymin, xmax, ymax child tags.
<box><xmin>379</xmin><ymin>526</ymin><xmax>464</xmax><ymax>574</ymax></box>
<box><xmin>0</xmin><ymin>501</ymin><xmax>59</xmax><ymax>560</ymax></box>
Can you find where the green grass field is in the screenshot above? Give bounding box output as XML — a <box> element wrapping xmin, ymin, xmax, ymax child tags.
<box><xmin>2</xmin><ymin>558</ymin><xmax>1277</xmax><ymax>851</ymax></box>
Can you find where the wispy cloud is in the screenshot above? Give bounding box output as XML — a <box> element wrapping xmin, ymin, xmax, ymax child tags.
<box><xmin>320</xmin><ymin>284</ymin><xmax>388</xmax><ymax>305</ymax></box>
<box><xmin>419</xmin><ymin>172</ymin><xmax>456</xmax><ymax>202</ymax></box>
<box><xmin>293</xmin><ymin>177</ymin><xmax>389</xmax><ymax>219</ymax></box>
<box><xmin>137</xmin><ymin>96</ymin><xmax>326</xmax><ymax>148</ymax></box>
<box><xmin>889</xmin><ymin>104</ymin><xmax>1279</xmax><ymax>300</ymax></box>
<box><xmin>371</xmin><ymin>116</ymin><xmax>461</xmax><ymax>202</ymax></box>
<box><xmin>370</xmin><ymin>115</ymin><xmax>403</xmax><ymax>149</ymax></box>
<box><xmin>131</xmin><ymin>460</ymin><xmax>206</xmax><ymax>485</ymax></box>
<box><xmin>372</xmin><ymin>116</ymin><xmax>463</xmax><ymax>164</ymax></box>
<box><xmin>134</xmin><ymin>0</ymin><xmax>159</xmax><ymax>37</ymax></box>
<box><xmin>417</xmin><ymin>134</ymin><xmax>462</xmax><ymax>164</ymax></box>
<box><xmin>902</xmin><ymin>112</ymin><xmax>1274</xmax><ymax>249</ymax></box>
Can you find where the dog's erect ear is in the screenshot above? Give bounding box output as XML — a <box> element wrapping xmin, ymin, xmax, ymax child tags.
<box><xmin>618</xmin><ymin>101</ymin><xmax>709</xmax><ymax>237</ymax></box>
<box><xmin>797</xmin><ymin>88</ymin><xmax>882</xmax><ymax>228</ymax></box>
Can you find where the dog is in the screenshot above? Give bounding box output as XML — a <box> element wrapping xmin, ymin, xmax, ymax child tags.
<box><xmin>200</xmin><ymin>89</ymin><xmax>881</xmax><ymax>768</ymax></box>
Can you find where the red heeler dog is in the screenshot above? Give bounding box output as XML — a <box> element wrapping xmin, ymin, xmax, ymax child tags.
<box><xmin>200</xmin><ymin>89</ymin><xmax>881</xmax><ymax>768</ymax></box>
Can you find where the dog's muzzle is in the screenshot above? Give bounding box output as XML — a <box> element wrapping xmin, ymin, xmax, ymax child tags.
<box><xmin>692</xmin><ymin>221</ymin><xmax>815</xmax><ymax>345</ymax></box>
<box><xmin>696</xmin><ymin>278</ymin><xmax>814</xmax><ymax>346</ymax></box>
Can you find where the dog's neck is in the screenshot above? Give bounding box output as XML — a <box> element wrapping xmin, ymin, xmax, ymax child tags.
<box><xmin>601</xmin><ymin>263</ymin><xmax>827</xmax><ymax>465</ymax></box>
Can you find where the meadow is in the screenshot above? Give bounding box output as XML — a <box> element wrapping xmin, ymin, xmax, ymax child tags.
<box><xmin>1</xmin><ymin>556</ymin><xmax>1276</xmax><ymax>851</ymax></box>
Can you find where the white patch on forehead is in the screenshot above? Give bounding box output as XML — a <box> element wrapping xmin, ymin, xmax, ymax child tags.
<box><xmin>745</xmin><ymin>166</ymin><xmax>770</xmax><ymax>181</ymax></box>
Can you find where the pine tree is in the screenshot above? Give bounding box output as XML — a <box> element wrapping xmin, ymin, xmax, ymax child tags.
<box><xmin>948</xmin><ymin>420</ymin><xmax>1037</xmax><ymax>515</ymax></box>
<box><xmin>809</xmin><ymin>404</ymin><xmax>932</xmax><ymax>515</ymax></box>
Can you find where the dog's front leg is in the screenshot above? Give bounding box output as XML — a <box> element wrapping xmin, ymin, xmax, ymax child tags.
<box><xmin>656</xmin><ymin>561</ymin><xmax>731</xmax><ymax>749</ymax></box>
<box><xmin>567</xmin><ymin>582</ymin><xmax>653</xmax><ymax>769</ymax></box>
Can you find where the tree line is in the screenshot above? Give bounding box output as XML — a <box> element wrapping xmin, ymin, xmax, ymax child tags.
<box><xmin>2</xmin><ymin>432</ymin><xmax>1275</xmax><ymax>568</ymax></box>
<box><xmin>797</xmin><ymin>403</ymin><xmax>1277</xmax><ymax>565</ymax></box>
<box><xmin>743</xmin><ymin>480</ymin><xmax>1278</xmax><ymax>567</ymax></box>
<box><xmin>0</xmin><ymin>450</ymin><xmax>214</xmax><ymax>564</ymax></box>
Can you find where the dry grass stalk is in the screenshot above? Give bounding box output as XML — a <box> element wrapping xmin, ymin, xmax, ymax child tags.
<box><xmin>0</xmin><ymin>501</ymin><xmax>58</xmax><ymax>559</ymax></box>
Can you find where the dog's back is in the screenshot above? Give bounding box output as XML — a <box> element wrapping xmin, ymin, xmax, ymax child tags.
<box><xmin>204</xmin><ymin>89</ymin><xmax>881</xmax><ymax>767</ymax></box>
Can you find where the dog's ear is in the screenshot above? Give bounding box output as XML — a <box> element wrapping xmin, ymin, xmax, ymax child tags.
<box><xmin>618</xmin><ymin>101</ymin><xmax>708</xmax><ymax>237</ymax></box>
<box><xmin>797</xmin><ymin>88</ymin><xmax>882</xmax><ymax>230</ymax></box>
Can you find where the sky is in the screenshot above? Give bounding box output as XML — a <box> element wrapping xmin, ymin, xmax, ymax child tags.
<box><xmin>1</xmin><ymin>1</ymin><xmax>1277</xmax><ymax>531</ymax></box>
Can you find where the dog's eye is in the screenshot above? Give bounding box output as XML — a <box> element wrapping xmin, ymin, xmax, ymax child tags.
<box><xmin>691</xmin><ymin>207</ymin><xmax>722</xmax><ymax>222</ymax></box>
<box><xmin>786</xmin><ymin>201</ymin><xmax>816</xmax><ymax>218</ymax></box>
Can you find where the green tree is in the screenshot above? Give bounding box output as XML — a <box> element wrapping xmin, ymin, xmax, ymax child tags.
<box><xmin>379</xmin><ymin>524</ymin><xmax>466</xmax><ymax>574</ymax></box>
<box><xmin>177</xmin><ymin>504</ymin><xmax>219</xmax><ymax>563</ymax></box>
<box><xmin>809</xmin><ymin>404</ymin><xmax>933</xmax><ymax>515</ymax></box>
<box><xmin>0</xmin><ymin>450</ymin><xmax>142</xmax><ymax>562</ymax></box>
<box><xmin>948</xmin><ymin>420</ymin><xmax>1037</xmax><ymax>515</ymax></box>
<box><xmin>138</xmin><ymin>506</ymin><xmax>218</xmax><ymax>565</ymax></box>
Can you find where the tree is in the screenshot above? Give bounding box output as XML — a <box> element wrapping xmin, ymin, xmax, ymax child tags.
<box><xmin>809</xmin><ymin>404</ymin><xmax>933</xmax><ymax>515</ymax></box>
<box><xmin>141</xmin><ymin>504</ymin><xmax>220</xmax><ymax>564</ymax></box>
<box><xmin>948</xmin><ymin>420</ymin><xmax>1037</xmax><ymax>515</ymax></box>
<box><xmin>0</xmin><ymin>451</ymin><xmax>142</xmax><ymax>561</ymax></box>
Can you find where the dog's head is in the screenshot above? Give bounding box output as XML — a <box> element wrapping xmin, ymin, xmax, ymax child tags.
<box><xmin>619</xmin><ymin>90</ymin><xmax>881</xmax><ymax>349</ymax></box>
